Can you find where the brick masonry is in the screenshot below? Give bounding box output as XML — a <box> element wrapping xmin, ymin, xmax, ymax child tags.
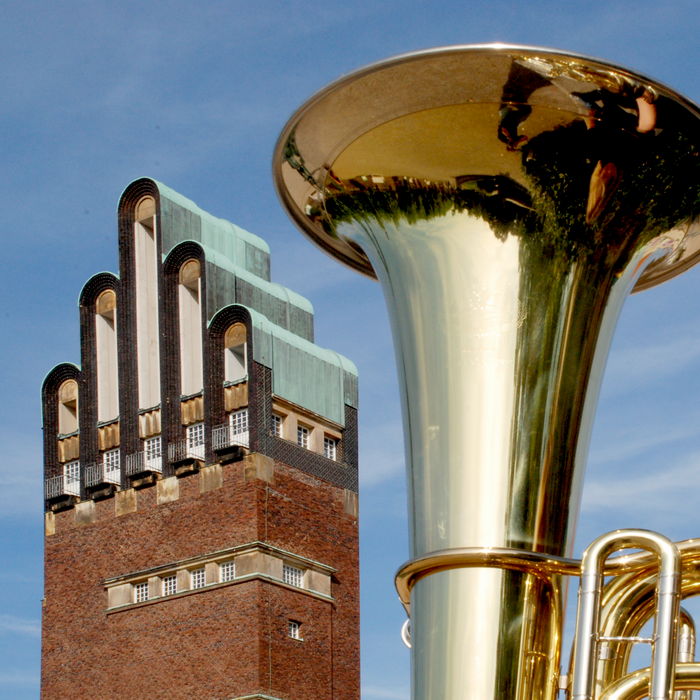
<box><xmin>41</xmin><ymin>457</ymin><xmax>360</xmax><ymax>700</ymax></box>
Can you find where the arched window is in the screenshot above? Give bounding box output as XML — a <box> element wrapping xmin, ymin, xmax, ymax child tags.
<box><xmin>179</xmin><ymin>259</ymin><xmax>203</xmax><ymax>396</ymax></box>
<box><xmin>134</xmin><ymin>196</ymin><xmax>161</xmax><ymax>409</ymax></box>
<box><xmin>58</xmin><ymin>379</ymin><xmax>79</xmax><ymax>435</ymax></box>
<box><xmin>95</xmin><ymin>290</ymin><xmax>119</xmax><ymax>422</ymax></box>
<box><xmin>224</xmin><ymin>322</ymin><xmax>247</xmax><ymax>383</ymax></box>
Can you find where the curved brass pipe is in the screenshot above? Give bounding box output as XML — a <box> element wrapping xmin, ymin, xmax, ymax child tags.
<box><xmin>572</xmin><ymin>531</ymin><xmax>681</xmax><ymax>700</ymax></box>
<box><xmin>599</xmin><ymin>664</ymin><xmax>700</xmax><ymax>700</ymax></box>
<box><xmin>393</xmin><ymin>543</ymin><xmax>677</xmax><ymax>615</ymax></box>
<box><xmin>594</xmin><ymin>540</ymin><xmax>700</xmax><ymax>697</ymax></box>
<box><xmin>675</xmin><ymin>610</ymin><xmax>696</xmax><ymax>700</ymax></box>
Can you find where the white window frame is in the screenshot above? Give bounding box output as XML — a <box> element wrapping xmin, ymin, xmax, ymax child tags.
<box><xmin>297</xmin><ymin>425</ymin><xmax>310</xmax><ymax>450</ymax></box>
<box><xmin>186</xmin><ymin>423</ymin><xmax>205</xmax><ymax>461</ymax></box>
<box><xmin>144</xmin><ymin>435</ymin><xmax>162</xmax><ymax>472</ymax></box>
<box><xmin>283</xmin><ymin>564</ymin><xmax>304</xmax><ymax>588</ymax></box>
<box><xmin>64</xmin><ymin>461</ymin><xmax>80</xmax><ymax>496</ymax></box>
<box><xmin>103</xmin><ymin>448</ymin><xmax>121</xmax><ymax>484</ymax></box>
<box><xmin>229</xmin><ymin>409</ymin><xmax>249</xmax><ymax>448</ymax></box>
<box><xmin>191</xmin><ymin>568</ymin><xmax>206</xmax><ymax>590</ymax></box>
<box><xmin>162</xmin><ymin>574</ymin><xmax>177</xmax><ymax>596</ymax></box>
<box><xmin>271</xmin><ymin>413</ymin><xmax>283</xmax><ymax>438</ymax></box>
<box><xmin>288</xmin><ymin>620</ymin><xmax>302</xmax><ymax>640</ymax></box>
<box><xmin>134</xmin><ymin>581</ymin><xmax>149</xmax><ymax>603</ymax></box>
<box><xmin>323</xmin><ymin>436</ymin><xmax>337</xmax><ymax>461</ymax></box>
<box><xmin>220</xmin><ymin>560</ymin><xmax>235</xmax><ymax>583</ymax></box>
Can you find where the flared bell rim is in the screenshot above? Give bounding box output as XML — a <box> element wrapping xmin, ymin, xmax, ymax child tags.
<box><xmin>272</xmin><ymin>43</ymin><xmax>700</xmax><ymax>291</ymax></box>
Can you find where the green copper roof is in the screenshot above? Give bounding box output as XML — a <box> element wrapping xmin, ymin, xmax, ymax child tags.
<box><xmin>243</xmin><ymin>305</ymin><xmax>358</xmax><ymax>425</ymax></box>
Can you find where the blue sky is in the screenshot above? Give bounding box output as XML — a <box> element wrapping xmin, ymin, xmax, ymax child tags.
<box><xmin>3</xmin><ymin>1</ymin><xmax>700</xmax><ymax>697</ymax></box>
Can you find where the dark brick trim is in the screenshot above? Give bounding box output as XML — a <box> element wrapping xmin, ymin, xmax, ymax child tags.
<box><xmin>78</xmin><ymin>273</ymin><xmax>121</xmax><ymax>470</ymax></box>
<box><xmin>208</xmin><ymin>304</ymin><xmax>253</xmax><ymax>436</ymax></box>
<box><xmin>42</xmin><ymin>363</ymin><xmax>82</xmax><ymax>503</ymax></box>
<box><xmin>117</xmin><ymin>179</ymin><xmax>162</xmax><ymax>464</ymax></box>
<box><xmin>253</xmin><ymin>365</ymin><xmax>359</xmax><ymax>492</ymax></box>
<box><xmin>162</xmin><ymin>242</ymin><xmax>208</xmax><ymax>471</ymax></box>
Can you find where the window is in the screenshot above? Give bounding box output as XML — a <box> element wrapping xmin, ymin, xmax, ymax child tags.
<box><xmin>186</xmin><ymin>423</ymin><xmax>205</xmax><ymax>460</ymax></box>
<box><xmin>283</xmin><ymin>564</ymin><xmax>303</xmax><ymax>588</ymax></box>
<box><xmin>224</xmin><ymin>323</ymin><xmax>247</xmax><ymax>382</ymax></box>
<box><xmin>271</xmin><ymin>413</ymin><xmax>283</xmax><ymax>438</ymax></box>
<box><xmin>134</xmin><ymin>196</ymin><xmax>161</xmax><ymax>410</ymax></box>
<box><xmin>58</xmin><ymin>379</ymin><xmax>79</xmax><ymax>435</ymax></box>
<box><xmin>178</xmin><ymin>259</ymin><xmax>203</xmax><ymax>396</ymax></box>
<box><xmin>220</xmin><ymin>560</ymin><xmax>235</xmax><ymax>582</ymax></box>
<box><xmin>229</xmin><ymin>409</ymin><xmax>249</xmax><ymax>447</ymax></box>
<box><xmin>230</xmin><ymin>409</ymin><xmax>248</xmax><ymax>435</ymax></box>
<box><xmin>134</xmin><ymin>582</ymin><xmax>149</xmax><ymax>603</ymax></box>
<box><xmin>64</xmin><ymin>461</ymin><xmax>80</xmax><ymax>496</ymax></box>
<box><xmin>95</xmin><ymin>289</ymin><xmax>119</xmax><ymax>422</ymax></box>
<box><xmin>324</xmin><ymin>436</ymin><xmax>337</xmax><ymax>461</ymax></box>
<box><xmin>162</xmin><ymin>575</ymin><xmax>177</xmax><ymax>596</ymax></box>
<box><xmin>297</xmin><ymin>425</ymin><xmax>309</xmax><ymax>449</ymax></box>
<box><xmin>103</xmin><ymin>448</ymin><xmax>120</xmax><ymax>484</ymax></box>
<box><xmin>104</xmin><ymin>448</ymin><xmax>120</xmax><ymax>471</ymax></box>
<box><xmin>288</xmin><ymin>620</ymin><xmax>302</xmax><ymax>640</ymax></box>
<box><xmin>144</xmin><ymin>436</ymin><xmax>162</xmax><ymax>470</ymax></box>
<box><xmin>191</xmin><ymin>568</ymin><xmax>206</xmax><ymax>589</ymax></box>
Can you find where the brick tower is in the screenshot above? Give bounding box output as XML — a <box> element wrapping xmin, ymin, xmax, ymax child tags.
<box><xmin>40</xmin><ymin>178</ymin><xmax>360</xmax><ymax>700</ymax></box>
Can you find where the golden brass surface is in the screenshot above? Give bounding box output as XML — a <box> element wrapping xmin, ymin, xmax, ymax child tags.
<box><xmin>594</xmin><ymin>539</ymin><xmax>700</xmax><ymax>698</ymax></box>
<box><xmin>599</xmin><ymin>664</ymin><xmax>700</xmax><ymax>700</ymax></box>
<box><xmin>273</xmin><ymin>45</ymin><xmax>700</xmax><ymax>700</ymax></box>
<box><xmin>572</xmin><ymin>532</ymin><xmax>681</xmax><ymax>700</ymax></box>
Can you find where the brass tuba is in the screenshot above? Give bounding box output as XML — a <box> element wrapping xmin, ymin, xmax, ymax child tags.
<box><xmin>273</xmin><ymin>45</ymin><xmax>700</xmax><ymax>700</ymax></box>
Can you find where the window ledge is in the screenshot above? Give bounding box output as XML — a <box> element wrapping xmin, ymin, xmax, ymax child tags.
<box><xmin>106</xmin><ymin>571</ymin><xmax>334</xmax><ymax>615</ymax></box>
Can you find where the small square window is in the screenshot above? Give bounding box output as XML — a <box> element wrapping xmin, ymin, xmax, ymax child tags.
<box><xmin>271</xmin><ymin>414</ymin><xmax>283</xmax><ymax>437</ymax></box>
<box><xmin>297</xmin><ymin>425</ymin><xmax>309</xmax><ymax>449</ymax></box>
<box><xmin>162</xmin><ymin>574</ymin><xmax>177</xmax><ymax>596</ymax></box>
<box><xmin>134</xmin><ymin>581</ymin><xmax>149</xmax><ymax>603</ymax></box>
<box><xmin>191</xmin><ymin>568</ymin><xmax>206</xmax><ymax>589</ymax></box>
<box><xmin>288</xmin><ymin>620</ymin><xmax>302</xmax><ymax>640</ymax></box>
<box><xmin>220</xmin><ymin>560</ymin><xmax>235</xmax><ymax>583</ymax></box>
<box><xmin>283</xmin><ymin>564</ymin><xmax>303</xmax><ymax>588</ymax></box>
<box><xmin>323</xmin><ymin>437</ymin><xmax>337</xmax><ymax>461</ymax></box>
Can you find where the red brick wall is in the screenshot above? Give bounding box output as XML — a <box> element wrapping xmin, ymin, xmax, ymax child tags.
<box><xmin>41</xmin><ymin>459</ymin><xmax>360</xmax><ymax>700</ymax></box>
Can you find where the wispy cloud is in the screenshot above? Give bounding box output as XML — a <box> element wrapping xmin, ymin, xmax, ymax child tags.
<box><xmin>602</xmin><ymin>333</ymin><xmax>700</xmax><ymax>399</ymax></box>
<box><xmin>587</xmin><ymin>417</ymin><xmax>700</xmax><ymax>466</ymax></box>
<box><xmin>0</xmin><ymin>615</ymin><xmax>41</xmax><ymax>638</ymax></box>
<box><xmin>582</xmin><ymin>450</ymin><xmax>700</xmax><ymax>514</ymax></box>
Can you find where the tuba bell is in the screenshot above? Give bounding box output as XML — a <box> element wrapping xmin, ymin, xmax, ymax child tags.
<box><xmin>273</xmin><ymin>45</ymin><xmax>700</xmax><ymax>700</ymax></box>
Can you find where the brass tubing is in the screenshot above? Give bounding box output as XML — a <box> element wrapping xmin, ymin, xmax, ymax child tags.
<box><xmin>675</xmin><ymin>610</ymin><xmax>696</xmax><ymax>700</ymax></box>
<box><xmin>572</xmin><ymin>531</ymin><xmax>681</xmax><ymax>700</ymax></box>
<box><xmin>394</xmin><ymin>542</ymin><xmax>697</xmax><ymax>615</ymax></box>
<box><xmin>395</xmin><ymin>547</ymin><xmax>581</xmax><ymax>614</ymax></box>
<box><xmin>600</xmin><ymin>664</ymin><xmax>700</xmax><ymax>700</ymax></box>
<box><xmin>678</xmin><ymin>610</ymin><xmax>696</xmax><ymax>663</ymax></box>
<box><xmin>594</xmin><ymin>540</ymin><xmax>700</xmax><ymax>696</ymax></box>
